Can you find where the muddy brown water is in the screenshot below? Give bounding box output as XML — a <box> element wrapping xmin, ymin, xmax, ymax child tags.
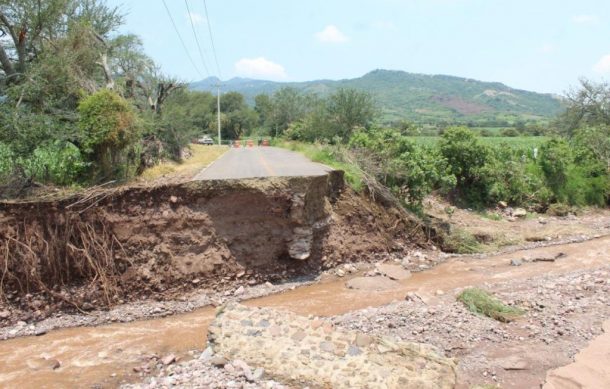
<box><xmin>1</xmin><ymin>236</ymin><xmax>609</xmax><ymax>389</ymax></box>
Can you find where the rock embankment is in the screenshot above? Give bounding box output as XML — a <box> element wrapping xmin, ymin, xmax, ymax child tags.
<box><xmin>207</xmin><ymin>303</ymin><xmax>457</xmax><ymax>388</ymax></box>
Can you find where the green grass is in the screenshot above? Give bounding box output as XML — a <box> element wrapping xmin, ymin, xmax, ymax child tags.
<box><xmin>457</xmin><ymin>287</ymin><xmax>525</xmax><ymax>322</ymax></box>
<box><xmin>442</xmin><ymin>228</ymin><xmax>482</xmax><ymax>254</ymax></box>
<box><xmin>275</xmin><ymin>140</ymin><xmax>364</xmax><ymax>191</ymax></box>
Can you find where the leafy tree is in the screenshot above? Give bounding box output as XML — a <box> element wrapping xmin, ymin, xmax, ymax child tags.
<box><xmin>254</xmin><ymin>94</ymin><xmax>273</xmax><ymax>127</ymax></box>
<box><xmin>326</xmin><ymin>88</ymin><xmax>376</xmax><ymax>141</ymax></box>
<box><xmin>556</xmin><ymin>79</ymin><xmax>610</xmax><ymax>135</ymax></box>
<box><xmin>269</xmin><ymin>87</ymin><xmax>304</xmax><ymax>135</ymax></box>
<box><xmin>0</xmin><ymin>0</ymin><xmax>123</xmax><ymax>86</ymax></box>
<box><xmin>213</xmin><ymin>92</ymin><xmax>257</xmax><ymax>139</ymax></box>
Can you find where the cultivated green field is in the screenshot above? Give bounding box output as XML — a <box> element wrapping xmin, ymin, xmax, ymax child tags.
<box><xmin>407</xmin><ymin>136</ymin><xmax>550</xmax><ymax>149</ymax></box>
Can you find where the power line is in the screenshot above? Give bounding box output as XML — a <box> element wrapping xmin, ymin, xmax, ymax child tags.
<box><xmin>202</xmin><ymin>0</ymin><xmax>222</xmax><ymax>79</ymax></box>
<box><xmin>161</xmin><ymin>0</ymin><xmax>204</xmax><ymax>79</ymax></box>
<box><xmin>184</xmin><ymin>0</ymin><xmax>210</xmax><ymax>77</ymax></box>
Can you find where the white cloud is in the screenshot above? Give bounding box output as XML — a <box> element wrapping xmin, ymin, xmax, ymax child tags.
<box><xmin>371</xmin><ymin>20</ymin><xmax>396</xmax><ymax>31</ymax></box>
<box><xmin>573</xmin><ymin>14</ymin><xmax>599</xmax><ymax>24</ymax></box>
<box><xmin>315</xmin><ymin>25</ymin><xmax>348</xmax><ymax>43</ymax></box>
<box><xmin>593</xmin><ymin>54</ymin><xmax>610</xmax><ymax>75</ymax></box>
<box><xmin>186</xmin><ymin>12</ymin><xmax>205</xmax><ymax>25</ymax></box>
<box><xmin>234</xmin><ymin>57</ymin><xmax>287</xmax><ymax>79</ymax></box>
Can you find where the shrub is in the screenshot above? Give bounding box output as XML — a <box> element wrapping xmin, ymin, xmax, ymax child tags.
<box><xmin>439</xmin><ymin>127</ymin><xmax>493</xmax><ymax>205</ymax></box>
<box><xmin>21</xmin><ymin>141</ymin><xmax>88</xmax><ymax>185</ymax></box>
<box><xmin>457</xmin><ymin>287</ymin><xmax>524</xmax><ymax>322</ymax></box>
<box><xmin>0</xmin><ymin>143</ymin><xmax>15</xmax><ymax>180</ymax></box>
<box><xmin>539</xmin><ymin>138</ymin><xmax>571</xmax><ymax>200</ymax></box>
<box><xmin>500</xmin><ymin>128</ymin><xmax>520</xmax><ymax>137</ymax></box>
<box><xmin>349</xmin><ymin>128</ymin><xmax>455</xmax><ymax>208</ymax></box>
<box><xmin>78</xmin><ymin>89</ymin><xmax>140</xmax><ymax>181</ymax></box>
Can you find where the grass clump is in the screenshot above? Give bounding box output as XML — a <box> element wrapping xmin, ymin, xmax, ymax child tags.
<box><xmin>457</xmin><ymin>287</ymin><xmax>524</xmax><ymax>322</ymax></box>
<box><xmin>442</xmin><ymin>228</ymin><xmax>482</xmax><ymax>254</ymax></box>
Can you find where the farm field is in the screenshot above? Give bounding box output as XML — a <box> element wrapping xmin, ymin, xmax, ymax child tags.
<box><xmin>407</xmin><ymin>136</ymin><xmax>550</xmax><ymax>149</ymax></box>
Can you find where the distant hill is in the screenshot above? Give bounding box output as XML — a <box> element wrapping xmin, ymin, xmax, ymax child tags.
<box><xmin>190</xmin><ymin>69</ymin><xmax>565</xmax><ymax>124</ymax></box>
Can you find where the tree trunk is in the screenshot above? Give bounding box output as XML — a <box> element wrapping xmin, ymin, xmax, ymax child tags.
<box><xmin>0</xmin><ymin>42</ymin><xmax>16</xmax><ymax>80</ymax></box>
<box><xmin>98</xmin><ymin>52</ymin><xmax>114</xmax><ymax>89</ymax></box>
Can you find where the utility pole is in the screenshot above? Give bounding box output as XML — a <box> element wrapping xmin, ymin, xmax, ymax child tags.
<box><xmin>216</xmin><ymin>83</ymin><xmax>221</xmax><ymax>145</ymax></box>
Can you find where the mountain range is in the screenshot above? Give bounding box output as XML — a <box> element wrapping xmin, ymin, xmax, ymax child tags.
<box><xmin>190</xmin><ymin>69</ymin><xmax>565</xmax><ymax>124</ymax></box>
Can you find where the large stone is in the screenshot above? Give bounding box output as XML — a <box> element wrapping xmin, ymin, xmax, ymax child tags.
<box><xmin>345</xmin><ymin>276</ymin><xmax>400</xmax><ymax>291</ymax></box>
<box><xmin>513</xmin><ymin>208</ymin><xmax>527</xmax><ymax>217</ymax></box>
<box><xmin>288</xmin><ymin>227</ymin><xmax>313</xmax><ymax>260</ymax></box>
<box><xmin>208</xmin><ymin>303</ymin><xmax>457</xmax><ymax>389</ymax></box>
<box><xmin>543</xmin><ymin>320</ymin><xmax>610</xmax><ymax>389</ymax></box>
<box><xmin>375</xmin><ymin>264</ymin><xmax>412</xmax><ymax>281</ymax></box>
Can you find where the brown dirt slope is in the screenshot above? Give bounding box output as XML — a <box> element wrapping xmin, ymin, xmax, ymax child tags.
<box><xmin>0</xmin><ymin>172</ymin><xmax>426</xmax><ymax>316</ymax></box>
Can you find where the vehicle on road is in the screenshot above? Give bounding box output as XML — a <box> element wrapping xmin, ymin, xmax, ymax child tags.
<box><xmin>196</xmin><ymin>135</ymin><xmax>214</xmax><ymax>145</ymax></box>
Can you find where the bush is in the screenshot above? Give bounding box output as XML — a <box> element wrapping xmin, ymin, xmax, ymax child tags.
<box><xmin>78</xmin><ymin>89</ymin><xmax>141</xmax><ymax>181</ymax></box>
<box><xmin>439</xmin><ymin>127</ymin><xmax>493</xmax><ymax>205</ymax></box>
<box><xmin>500</xmin><ymin>128</ymin><xmax>520</xmax><ymax>137</ymax></box>
<box><xmin>539</xmin><ymin>137</ymin><xmax>609</xmax><ymax>205</ymax></box>
<box><xmin>349</xmin><ymin>128</ymin><xmax>455</xmax><ymax>208</ymax></box>
<box><xmin>0</xmin><ymin>143</ymin><xmax>15</xmax><ymax>180</ymax></box>
<box><xmin>539</xmin><ymin>138</ymin><xmax>571</xmax><ymax>199</ymax></box>
<box><xmin>21</xmin><ymin>141</ymin><xmax>88</xmax><ymax>185</ymax></box>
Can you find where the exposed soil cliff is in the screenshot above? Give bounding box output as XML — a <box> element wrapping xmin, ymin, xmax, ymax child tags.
<box><xmin>0</xmin><ymin>172</ymin><xmax>426</xmax><ymax>316</ymax></box>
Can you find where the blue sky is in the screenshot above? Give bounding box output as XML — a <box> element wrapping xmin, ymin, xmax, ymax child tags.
<box><xmin>108</xmin><ymin>0</ymin><xmax>610</xmax><ymax>94</ymax></box>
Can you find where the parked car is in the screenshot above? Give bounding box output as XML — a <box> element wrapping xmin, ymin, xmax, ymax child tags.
<box><xmin>197</xmin><ymin>136</ymin><xmax>214</xmax><ymax>145</ymax></box>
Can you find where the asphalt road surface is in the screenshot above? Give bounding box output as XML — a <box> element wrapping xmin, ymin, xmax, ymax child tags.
<box><xmin>193</xmin><ymin>147</ymin><xmax>333</xmax><ymax>180</ymax></box>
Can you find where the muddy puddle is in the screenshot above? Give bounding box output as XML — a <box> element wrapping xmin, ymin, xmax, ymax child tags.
<box><xmin>1</xmin><ymin>236</ymin><xmax>608</xmax><ymax>388</ymax></box>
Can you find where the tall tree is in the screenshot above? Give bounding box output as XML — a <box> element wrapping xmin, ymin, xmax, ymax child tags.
<box><xmin>0</xmin><ymin>0</ymin><xmax>122</xmax><ymax>85</ymax></box>
<box><xmin>556</xmin><ymin>79</ymin><xmax>610</xmax><ymax>135</ymax></box>
<box><xmin>254</xmin><ymin>93</ymin><xmax>272</xmax><ymax>127</ymax></box>
<box><xmin>326</xmin><ymin>88</ymin><xmax>377</xmax><ymax>141</ymax></box>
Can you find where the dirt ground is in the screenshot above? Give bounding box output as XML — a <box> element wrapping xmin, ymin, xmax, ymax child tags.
<box><xmin>114</xmin><ymin>235</ymin><xmax>609</xmax><ymax>389</ymax></box>
<box><xmin>425</xmin><ymin>195</ymin><xmax>610</xmax><ymax>251</ymax></box>
<box><xmin>336</xmin><ymin>264</ymin><xmax>609</xmax><ymax>388</ymax></box>
<box><xmin>0</xmin><ymin>171</ymin><xmax>429</xmax><ymax>327</ymax></box>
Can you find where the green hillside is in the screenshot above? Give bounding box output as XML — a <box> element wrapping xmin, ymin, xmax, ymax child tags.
<box><xmin>190</xmin><ymin>69</ymin><xmax>565</xmax><ymax>124</ymax></box>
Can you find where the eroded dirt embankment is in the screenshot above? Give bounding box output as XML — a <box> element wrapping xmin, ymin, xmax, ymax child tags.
<box><xmin>0</xmin><ymin>171</ymin><xmax>424</xmax><ymax>318</ymax></box>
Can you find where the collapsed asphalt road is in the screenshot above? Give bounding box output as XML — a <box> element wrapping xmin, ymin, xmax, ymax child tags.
<box><xmin>193</xmin><ymin>147</ymin><xmax>332</xmax><ymax>180</ymax></box>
